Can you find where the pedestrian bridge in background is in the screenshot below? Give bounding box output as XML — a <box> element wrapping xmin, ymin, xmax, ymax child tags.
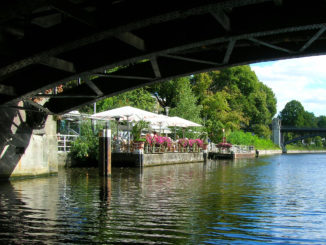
<box><xmin>281</xmin><ymin>126</ymin><xmax>326</xmax><ymax>146</ymax></box>
<box><xmin>2</xmin><ymin>0</ymin><xmax>326</xmax><ymax>114</ymax></box>
<box><xmin>272</xmin><ymin>119</ymin><xmax>326</xmax><ymax>148</ymax></box>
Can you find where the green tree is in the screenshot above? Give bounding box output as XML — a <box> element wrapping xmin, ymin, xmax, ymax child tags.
<box><xmin>211</xmin><ymin>65</ymin><xmax>259</xmax><ymax>96</ymax></box>
<box><xmin>261</xmin><ymin>83</ymin><xmax>277</xmax><ymax>118</ymax></box>
<box><xmin>317</xmin><ymin>116</ymin><xmax>326</xmax><ymax>128</ymax></box>
<box><xmin>252</xmin><ymin>124</ymin><xmax>271</xmax><ymax>139</ymax></box>
<box><xmin>169</xmin><ymin>77</ymin><xmax>202</xmax><ymax>124</ymax></box>
<box><xmin>315</xmin><ymin>136</ymin><xmax>323</xmax><ymax>147</ymax></box>
<box><xmin>147</xmin><ymin>80</ymin><xmax>179</xmax><ymax>108</ymax></box>
<box><xmin>80</xmin><ymin>87</ymin><xmax>156</xmax><ymax>114</ymax></box>
<box><xmin>192</xmin><ymin>66</ymin><xmax>276</xmax><ymax>137</ymax></box>
<box><xmin>200</xmin><ymin>90</ymin><xmax>248</xmax><ymax>142</ymax></box>
<box><xmin>191</xmin><ymin>72</ymin><xmax>214</xmax><ymax>104</ymax></box>
<box><xmin>303</xmin><ymin>111</ymin><xmax>317</xmax><ymax>127</ymax></box>
<box><xmin>279</xmin><ymin>100</ymin><xmax>305</xmax><ymax>126</ymax></box>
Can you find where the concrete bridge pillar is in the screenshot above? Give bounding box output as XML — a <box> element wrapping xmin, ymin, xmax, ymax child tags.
<box><xmin>272</xmin><ymin>118</ymin><xmax>281</xmax><ymax>147</ymax></box>
<box><xmin>0</xmin><ymin>102</ymin><xmax>58</xmax><ymax>180</ymax></box>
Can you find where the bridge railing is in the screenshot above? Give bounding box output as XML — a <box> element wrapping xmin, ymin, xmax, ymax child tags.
<box><xmin>231</xmin><ymin>145</ymin><xmax>255</xmax><ymax>153</ymax></box>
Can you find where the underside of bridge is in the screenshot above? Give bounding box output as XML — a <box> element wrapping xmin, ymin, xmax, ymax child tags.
<box><xmin>2</xmin><ymin>0</ymin><xmax>326</xmax><ymax>114</ymax></box>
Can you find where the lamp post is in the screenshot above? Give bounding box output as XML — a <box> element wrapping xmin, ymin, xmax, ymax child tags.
<box><xmin>126</xmin><ymin>115</ymin><xmax>131</xmax><ymax>152</ymax></box>
<box><xmin>164</xmin><ymin>106</ymin><xmax>170</xmax><ymax>116</ymax></box>
<box><xmin>159</xmin><ymin>121</ymin><xmax>162</xmax><ymax>135</ymax></box>
<box><xmin>113</xmin><ymin>116</ymin><xmax>121</xmax><ymax>139</ymax></box>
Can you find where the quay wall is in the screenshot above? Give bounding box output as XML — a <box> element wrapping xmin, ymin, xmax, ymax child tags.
<box><xmin>257</xmin><ymin>149</ymin><xmax>282</xmax><ymax>156</ymax></box>
<box><xmin>286</xmin><ymin>150</ymin><xmax>326</xmax><ymax>154</ymax></box>
<box><xmin>0</xmin><ymin>104</ymin><xmax>58</xmax><ymax>180</ymax></box>
<box><xmin>111</xmin><ymin>152</ymin><xmax>204</xmax><ymax>167</ymax></box>
<box><xmin>255</xmin><ymin>149</ymin><xmax>326</xmax><ymax>156</ymax></box>
<box><xmin>58</xmin><ymin>152</ymin><xmax>72</xmax><ymax>167</ymax></box>
<box><xmin>143</xmin><ymin>152</ymin><xmax>204</xmax><ymax>166</ymax></box>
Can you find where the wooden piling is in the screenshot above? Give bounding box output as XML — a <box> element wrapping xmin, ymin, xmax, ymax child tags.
<box><xmin>99</xmin><ymin>129</ymin><xmax>111</xmax><ymax>177</ymax></box>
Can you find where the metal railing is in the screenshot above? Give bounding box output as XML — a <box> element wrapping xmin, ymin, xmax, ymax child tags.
<box><xmin>57</xmin><ymin>134</ymin><xmax>79</xmax><ymax>152</ymax></box>
<box><xmin>209</xmin><ymin>144</ymin><xmax>254</xmax><ymax>154</ymax></box>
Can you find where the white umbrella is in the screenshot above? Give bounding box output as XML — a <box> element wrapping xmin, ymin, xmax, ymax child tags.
<box><xmin>91</xmin><ymin>106</ymin><xmax>162</xmax><ymax>149</ymax></box>
<box><xmin>145</xmin><ymin>115</ymin><xmax>171</xmax><ymax>126</ymax></box>
<box><xmin>147</xmin><ymin>115</ymin><xmax>201</xmax><ymax>138</ymax></box>
<box><xmin>91</xmin><ymin>106</ymin><xmax>160</xmax><ymax>121</ymax></box>
<box><xmin>169</xmin><ymin>116</ymin><xmax>202</xmax><ymax>127</ymax></box>
<box><xmin>145</xmin><ymin>115</ymin><xmax>172</xmax><ymax>134</ymax></box>
<box><xmin>145</xmin><ymin>115</ymin><xmax>201</xmax><ymax>127</ymax></box>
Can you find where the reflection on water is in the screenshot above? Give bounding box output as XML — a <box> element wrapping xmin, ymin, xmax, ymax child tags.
<box><xmin>1</xmin><ymin>155</ymin><xmax>326</xmax><ymax>244</ymax></box>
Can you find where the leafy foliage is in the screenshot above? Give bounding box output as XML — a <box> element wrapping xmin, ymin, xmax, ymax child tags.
<box><xmin>131</xmin><ymin>120</ymin><xmax>149</xmax><ymax>141</ymax></box>
<box><xmin>227</xmin><ymin>131</ymin><xmax>280</xmax><ymax>150</ymax></box>
<box><xmin>70</xmin><ymin>120</ymin><xmax>102</xmax><ymax>166</ymax></box>
<box><xmin>279</xmin><ymin>100</ymin><xmax>305</xmax><ymax>127</ymax></box>
<box><xmin>80</xmin><ymin>87</ymin><xmax>156</xmax><ymax>114</ymax></box>
<box><xmin>168</xmin><ymin>77</ymin><xmax>202</xmax><ymax>124</ymax></box>
<box><xmin>317</xmin><ymin>116</ymin><xmax>326</xmax><ymax>128</ymax></box>
<box><xmin>190</xmin><ymin>65</ymin><xmax>276</xmax><ymax>139</ymax></box>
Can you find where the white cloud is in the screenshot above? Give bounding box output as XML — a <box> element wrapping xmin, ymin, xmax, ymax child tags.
<box><xmin>251</xmin><ymin>55</ymin><xmax>326</xmax><ymax>116</ymax></box>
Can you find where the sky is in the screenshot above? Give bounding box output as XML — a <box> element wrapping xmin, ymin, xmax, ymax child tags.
<box><xmin>250</xmin><ymin>55</ymin><xmax>326</xmax><ymax>117</ymax></box>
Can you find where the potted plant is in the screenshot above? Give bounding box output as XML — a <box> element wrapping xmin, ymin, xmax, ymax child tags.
<box><xmin>131</xmin><ymin>120</ymin><xmax>149</xmax><ymax>152</ymax></box>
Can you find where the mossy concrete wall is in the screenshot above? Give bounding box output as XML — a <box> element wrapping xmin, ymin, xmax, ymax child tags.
<box><xmin>257</xmin><ymin>149</ymin><xmax>282</xmax><ymax>156</ymax></box>
<box><xmin>58</xmin><ymin>152</ymin><xmax>72</xmax><ymax>167</ymax></box>
<box><xmin>0</xmin><ymin>104</ymin><xmax>58</xmax><ymax>179</ymax></box>
<box><xmin>143</xmin><ymin>153</ymin><xmax>204</xmax><ymax>166</ymax></box>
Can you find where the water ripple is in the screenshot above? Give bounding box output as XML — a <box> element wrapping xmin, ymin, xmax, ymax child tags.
<box><xmin>1</xmin><ymin>155</ymin><xmax>326</xmax><ymax>243</ymax></box>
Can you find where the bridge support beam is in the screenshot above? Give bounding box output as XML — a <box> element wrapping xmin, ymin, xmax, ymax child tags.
<box><xmin>272</xmin><ymin>118</ymin><xmax>281</xmax><ymax>147</ymax></box>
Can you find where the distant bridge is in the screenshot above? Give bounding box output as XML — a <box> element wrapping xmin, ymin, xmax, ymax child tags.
<box><xmin>272</xmin><ymin>119</ymin><xmax>326</xmax><ymax>151</ymax></box>
<box><xmin>281</xmin><ymin>126</ymin><xmax>326</xmax><ymax>145</ymax></box>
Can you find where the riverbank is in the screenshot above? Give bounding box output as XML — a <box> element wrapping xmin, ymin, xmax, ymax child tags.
<box><xmin>257</xmin><ymin>149</ymin><xmax>326</xmax><ymax>155</ymax></box>
<box><xmin>287</xmin><ymin>150</ymin><xmax>326</xmax><ymax>154</ymax></box>
<box><xmin>256</xmin><ymin>149</ymin><xmax>282</xmax><ymax>156</ymax></box>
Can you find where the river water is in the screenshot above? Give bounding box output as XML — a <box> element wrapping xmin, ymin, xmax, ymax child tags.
<box><xmin>1</xmin><ymin>154</ymin><xmax>326</xmax><ymax>244</ymax></box>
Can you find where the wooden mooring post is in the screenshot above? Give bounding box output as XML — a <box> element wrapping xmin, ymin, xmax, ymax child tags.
<box><xmin>203</xmin><ymin>149</ymin><xmax>208</xmax><ymax>163</ymax></box>
<box><xmin>99</xmin><ymin>129</ymin><xmax>111</xmax><ymax>177</ymax></box>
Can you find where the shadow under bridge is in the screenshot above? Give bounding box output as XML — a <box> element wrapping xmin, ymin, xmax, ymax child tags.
<box><xmin>2</xmin><ymin>1</ymin><xmax>326</xmax><ymax>114</ymax></box>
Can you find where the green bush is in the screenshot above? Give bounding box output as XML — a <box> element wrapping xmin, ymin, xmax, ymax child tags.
<box><xmin>227</xmin><ymin>130</ymin><xmax>280</xmax><ymax>150</ymax></box>
<box><xmin>69</xmin><ymin>120</ymin><xmax>101</xmax><ymax>166</ymax></box>
<box><xmin>287</xmin><ymin>142</ymin><xmax>326</xmax><ymax>151</ymax></box>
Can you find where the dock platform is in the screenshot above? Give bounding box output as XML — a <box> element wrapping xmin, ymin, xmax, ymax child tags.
<box><xmin>208</xmin><ymin>152</ymin><xmax>255</xmax><ymax>160</ymax></box>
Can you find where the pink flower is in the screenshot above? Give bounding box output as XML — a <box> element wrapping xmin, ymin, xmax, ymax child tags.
<box><xmin>146</xmin><ymin>134</ymin><xmax>152</xmax><ymax>145</ymax></box>
<box><xmin>196</xmin><ymin>139</ymin><xmax>203</xmax><ymax>148</ymax></box>
<box><xmin>178</xmin><ymin>138</ymin><xmax>188</xmax><ymax>147</ymax></box>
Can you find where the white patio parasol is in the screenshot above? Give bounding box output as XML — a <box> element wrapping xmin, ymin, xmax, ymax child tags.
<box><xmin>91</xmin><ymin>106</ymin><xmax>160</xmax><ymax>121</ymax></box>
<box><xmin>169</xmin><ymin>116</ymin><xmax>202</xmax><ymax>138</ymax></box>
<box><xmin>91</xmin><ymin>106</ymin><xmax>162</xmax><ymax>149</ymax></box>
<box><xmin>169</xmin><ymin>116</ymin><xmax>202</xmax><ymax>127</ymax></box>
<box><xmin>146</xmin><ymin>115</ymin><xmax>201</xmax><ymax>138</ymax></box>
<box><xmin>145</xmin><ymin>115</ymin><xmax>201</xmax><ymax>127</ymax></box>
